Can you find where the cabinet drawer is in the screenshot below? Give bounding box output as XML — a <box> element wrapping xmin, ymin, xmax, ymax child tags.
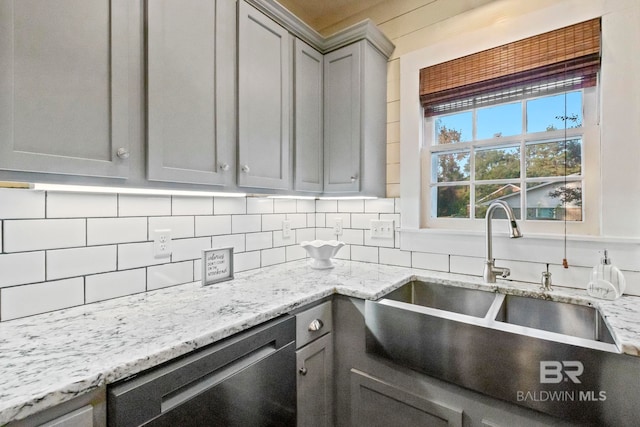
<box><xmin>296</xmin><ymin>301</ymin><xmax>332</xmax><ymax>348</ymax></box>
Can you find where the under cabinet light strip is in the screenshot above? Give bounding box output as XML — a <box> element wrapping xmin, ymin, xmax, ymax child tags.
<box><xmin>30</xmin><ymin>183</ymin><xmax>247</xmax><ymax>198</ymax></box>
<box><xmin>318</xmin><ymin>196</ymin><xmax>378</xmax><ymax>200</ymax></box>
<box><xmin>266</xmin><ymin>195</ymin><xmax>317</xmax><ymax>200</ymax></box>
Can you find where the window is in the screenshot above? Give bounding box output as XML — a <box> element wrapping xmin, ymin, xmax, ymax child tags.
<box><xmin>427</xmin><ymin>89</ymin><xmax>585</xmax><ymax>223</ymax></box>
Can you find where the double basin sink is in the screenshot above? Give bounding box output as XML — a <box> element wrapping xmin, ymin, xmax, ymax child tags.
<box><xmin>365</xmin><ymin>280</ymin><xmax>638</xmax><ymax>425</ymax></box>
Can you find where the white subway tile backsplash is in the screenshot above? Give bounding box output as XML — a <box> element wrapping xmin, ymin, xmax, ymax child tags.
<box><xmin>316</xmin><ymin>228</ymin><xmax>337</xmax><ymax>241</ymax></box>
<box><xmin>214</xmin><ymin>197</ymin><xmax>246</xmax><ymax>215</ymax></box>
<box><xmin>87</xmin><ymin>217</ymin><xmax>147</xmax><ymax>245</ymax></box>
<box><xmin>548</xmin><ymin>264</ymin><xmax>591</xmax><ymax>290</ymax></box>
<box><xmin>316</xmin><ymin>200</ymin><xmax>337</xmax><ymax>213</ymax></box>
<box><xmin>296</xmin><ymin>228</ymin><xmax>316</xmax><ymax>243</ymax></box>
<box><xmin>296</xmin><ymin>199</ymin><xmax>315</xmax><ymax>213</ymax></box>
<box><xmin>119</xmin><ymin>195</ymin><xmax>171</xmax><ymax>217</ymax></box>
<box><xmin>341</xmin><ymin>229</ymin><xmax>364</xmax><ymax>245</ymax></box>
<box><xmin>1</xmin><ymin>278</ymin><xmax>84</xmax><ymax>321</ymax></box>
<box><xmin>379</xmin><ymin>248</ymin><xmax>411</xmax><ymax>267</ymax></box>
<box><xmin>262</xmin><ymin>214</ymin><xmax>286</xmax><ymax>231</ymax></box>
<box><xmin>273</xmin><ymin>230</ymin><xmax>295</xmax><ymax>247</ymax></box>
<box><xmin>147</xmin><ymin>261</ymin><xmax>193</xmax><ymax>290</ymax></box>
<box><xmin>235</xmin><ymin>251</ymin><xmax>260</xmax><ymax>272</ymax></box>
<box><xmin>334</xmin><ymin>245</ymin><xmax>351</xmax><ymax>260</ymax></box>
<box><xmin>338</xmin><ymin>199</ymin><xmax>364</xmax><ymax>213</ymax></box>
<box><xmin>364</xmin><ymin>230</ymin><xmax>395</xmax><ymax>248</ymax></box>
<box><xmin>274</xmin><ymin>199</ymin><xmax>297</xmax><ymax>213</ymax></box>
<box><xmin>212</xmin><ymin>234</ymin><xmax>245</xmax><ymax>253</ymax></box>
<box><xmin>261</xmin><ymin>247</ymin><xmax>285</xmax><ymax>267</ymax></box>
<box><xmin>351</xmin><ymin>245</ymin><xmax>378</xmax><ymax>263</ymax></box>
<box><xmin>315</xmin><ymin>213</ymin><xmax>326</xmax><ymax>227</ymax></box>
<box><xmin>195</xmin><ymin>215</ymin><xmax>232</xmax><ymax>236</ymax></box>
<box><xmin>621</xmin><ymin>270</ymin><xmax>640</xmax><ymax>297</ymax></box>
<box><xmin>47</xmin><ymin>193</ymin><xmax>117</xmax><ymax>218</ymax></box>
<box><xmin>247</xmin><ymin>198</ymin><xmax>274</xmax><ymax>214</ymax></box>
<box><xmin>246</xmin><ymin>232</ymin><xmax>273</xmax><ymax>251</ymax></box>
<box><xmin>0</xmin><ymin>252</ymin><xmax>45</xmax><ymax>288</ymax></box>
<box><xmin>306</xmin><ymin>214</ymin><xmax>316</xmax><ymax>228</ymax></box>
<box><xmin>194</xmin><ymin>259</ymin><xmax>202</xmax><ymax>282</ymax></box>
<box><xmin>149</xmin><ymin>216</ymin><xmax>194</xmax><ymax>239</ymax></box>
<box><xmin>47</xmin><ymin>246</ymin><xmax>116</xmax><ymax>280</ymax></box>
<box><xmin>325</xmin><ymin>213</ymin><xmax>351</xmax><ymax>228</ymax></box>
<box><xmin>351</xmin><ymin>213</ymin><xmax>378</xmax><ymax>229</ymax></box>
<box><xmin>365</xmin><ymin>198</ymin><xmax>395</xmax><ymax>213</ymax></box>
<box><xmin>450</xmin><ymin>255</ymin><xmax>483</xmax><ymax>276</ymax></box>
<box><xmin>286</xmin><ymin>244</ymin><xmax>306</xmax><ymax>261</ymax></box>
<box><xmin>411</xmin><ymin>252</ymin><xmax>449</xmax><ymax>272</ymax></box>
<box><xmin>4</xmin><ymin>219</ymin><xmax>85</xmax><ymax>252</ymax></box>
<box><xmin>85</xmin><ymin>269</ymin><xmax>146</xmax><ymax>303</ymax></box>
<box><xmin>172</xmin><ymin>196</ymin><xmax>213</xmax><ymax>216</ymax></box>
<box><xmin>232</xmin><ymin>215</ymin><xmax>261</xmax><ymax>233</ymax></box>
<box><xmin>172</xmin><ymin>237</ymin><xmax>212</xmax><ymax>262</ymax></box>
<box><xmin>286</xmin><ymin>213</ymin><xmax>307</xmax><ymax>229</ymax></box>
<box><xmin>0</xmin><ymin>189</ymin><xmax>45</xmax><ymax>219</ymax></box>
<box><xmin>118</xmin><ymin>242</ymin><xmax>166</xmax><ymax>270</ymax></box>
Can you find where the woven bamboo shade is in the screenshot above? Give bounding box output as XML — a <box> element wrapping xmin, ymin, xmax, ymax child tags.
<box><xmin>420</xmin><ymin>19</ymin><xmax>601</xmax><ymax>116</ymax></box>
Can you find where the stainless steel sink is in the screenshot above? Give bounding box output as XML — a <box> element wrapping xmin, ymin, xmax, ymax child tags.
<box><xmin>494</xmin><ymin>294</ymin><xmax>615</xmax><ymax>343</ymax></box>
<box><xmin>365</xmin><ymin>280</ymin><xmax>638</xmax><ymax>425</ymax></box>
<box><xmin>382</xmin><ymin>281</ymin><xmax>495</xmax><ymax>317</ymax></box>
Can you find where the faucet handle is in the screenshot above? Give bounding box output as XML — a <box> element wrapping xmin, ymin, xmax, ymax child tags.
<box><xmin>500</xmin><ymin>268</ymin><xmax>511</xmax><ymax>278</ymax></box>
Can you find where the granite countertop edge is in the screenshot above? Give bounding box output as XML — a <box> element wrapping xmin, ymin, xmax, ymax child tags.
<box><xmin>1</xmin><ymin>259</ymin><xmax>639</xmax><ymax>424</ymax></box>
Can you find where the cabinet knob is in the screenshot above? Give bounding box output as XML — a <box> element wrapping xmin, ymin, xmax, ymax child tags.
<box><xmin>219</xmin><ymin>163</ymin><xmax>230</xmax><ymax>172</ymax></box>
<box><xmin>241</xmin><ymin>164</ymin><xmax>250</xmax><ymax>173</ymax></box>
<box><xmin>350</xmin><ymin>174</ymin><xmax>358</xmax><ymax>182</ymax></box>
<box><xmin>299</xmin><ymin>367</ymin><xmax>308</xmax><ymax>376</ymax></box>
<box><xmin>308</xmin><ymin>319</ymin><xmax>324</xmax><ymax>332</ymax></box>
<box><xmin>116</xmin><ymin>148</ymin><xmax>130</xmax><ymax>159</ymax></box>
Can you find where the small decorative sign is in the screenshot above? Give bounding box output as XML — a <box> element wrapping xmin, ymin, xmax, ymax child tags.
<box><xmin>202</xmin><ymin>247</ymin><xmax>234</xmax><ymax>286</ymax></box>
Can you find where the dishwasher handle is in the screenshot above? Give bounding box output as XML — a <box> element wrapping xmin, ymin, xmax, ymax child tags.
<box><xmin>161</xmin><ymin>343</ymin><xmax>276</xmax><ymax>412</ymax></box>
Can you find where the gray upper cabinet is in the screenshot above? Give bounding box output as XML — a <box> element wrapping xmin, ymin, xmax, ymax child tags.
<box><xmin>294</xmin><ymin>39</ymin><xmax>323</xmax><ymax>193</ymax></box>
<box><xmin>323</xmin><ymin>41</ymin><xmax>387</xmax><ymax>196</ymax></box>
<box><xmin>147</xmin><ymin>0</ymin><xmax>236</xmax><ymax>186</ymax></box>
<box><xmin>238</xmin><ymin>0</ymin><xmax>291</xmax><ymax>190</ymax></box>
<box><xmin>0</xmin><ymin>0</ymin><xmax>133</xmax><ymax>179</ymax></box>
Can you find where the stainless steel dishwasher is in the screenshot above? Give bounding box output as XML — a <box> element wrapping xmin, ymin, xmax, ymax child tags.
<box><xmin>107</xmin><ymin>316</ymin><xmax>296</xmax><ymax>427</ymax></box>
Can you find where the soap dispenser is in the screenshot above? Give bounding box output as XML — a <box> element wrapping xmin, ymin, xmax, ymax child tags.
<box><xmin>587</xmin><ymin>249</ymin><xmax>626</xmax><ymax>300</ymax></box>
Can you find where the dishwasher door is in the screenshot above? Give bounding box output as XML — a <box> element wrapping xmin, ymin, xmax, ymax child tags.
<box><xmin>108</xmin><ymin>316</ymin><xmax>296</xmax><ymax>427</ymax></box>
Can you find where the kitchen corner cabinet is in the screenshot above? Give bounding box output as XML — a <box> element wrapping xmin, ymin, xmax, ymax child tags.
<box><xmin>0</xmin><ymin>0</ymin><xmax>134</xmax><ymax>179</ymax></box>
<box><xmin>323</xmin><ymin>41</ymin><xmax>387</xmax><ymax>196</ymax></box>
<box><xmin>294</xmin><ymin>39</ymin><xmax>324</xmax><ymax>193</ymax></box>
<box><xmin>238</xmin><ymin>1</ymin><xmax>291</xmax><ymax>190</ymax></box>
<box><xmin>296</xmin><ymin>301</ymin><xmax>334</xmax><ymax>427</ymax></box>
<box><xmin>147</xmin><ymin>0</ymin><xmax>236</xmax><ymax>186</ymax></box>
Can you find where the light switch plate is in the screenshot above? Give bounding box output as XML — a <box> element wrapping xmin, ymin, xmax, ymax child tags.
<box><xmin>153</xmin><ymin>229</ymin><xmax>172</xmax><ymax>258</ymax></box>
<box><xmin>370</xmin><ymin>220</ymin><xmax>394</xmax><ymax>239</ymax></box>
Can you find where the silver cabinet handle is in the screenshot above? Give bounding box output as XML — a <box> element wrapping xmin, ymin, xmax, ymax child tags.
<box><xmin>350</xmin><ymin>174</ymin><xmax>358</xmax><ymax>182</ymax></box>
<box><xmin>308</xmin><ymin>319</ymin><xmax>324</xmax><ymax>332</ymax></box>
<box><xmin>241</xmin><ymin>164</ymin><xmax>250</xmax><ymax>173</ymax></box>
<box><xmin>299</xmin><ymin>367</ymin><xmax>307</xmax><ymax>376</ymax></box>
<box><xmin>219</xmin><ymin>163</ymin><xmax>230</xmax><ymax>172</ymax></box>
<box><xmin>116</xmin><ymin>148</ymin><xmax>130</xmax><ymax>159</ymax></box>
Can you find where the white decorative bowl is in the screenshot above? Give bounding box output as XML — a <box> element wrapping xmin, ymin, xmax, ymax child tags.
<box><xmin>300</xmin><ymin>240</ymin><xmax>345</xmax><ymax>269</ymax></box>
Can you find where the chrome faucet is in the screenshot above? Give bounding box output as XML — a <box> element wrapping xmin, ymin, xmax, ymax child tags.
<box><xmin>483</xmin><ymin>200</ymin><xmax>523</xmax><ymax>283</ymax></box>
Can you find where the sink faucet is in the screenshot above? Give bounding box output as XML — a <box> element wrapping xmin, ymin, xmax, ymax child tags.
<box><xmin>483</xmin><ymin>200</ymin><xmax>523</xmax><ymax>283</ymax></box>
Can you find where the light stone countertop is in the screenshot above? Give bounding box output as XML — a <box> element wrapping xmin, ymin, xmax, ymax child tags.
<box><xmin>1</xmin><ymin>259</ymin><xmax>639</xmax><ymax>424</ymax></box>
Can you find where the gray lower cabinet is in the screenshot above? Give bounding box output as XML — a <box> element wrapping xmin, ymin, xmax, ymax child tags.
<box><xmin>293</xmin><ymin>39</ymin><xmax>324</xmax><ymax>193</ymax></box>
<box><xmin>334</xmin><ymin>296</ymin><xmax>578</xmax><ymax>427</ymax></box>
<box><xmin>0</xmin><ymin>0</ymin><xmax>134</xmax><ymax>179</ymax></box>
<box><xmin>146</xmin><ymin>0</ymin><xmax>236</xmax><ymax>186</ymax></box>
<box><xmin>323</xmin><ymin>41</ymin><xmax>387</xmax><ymax>196</ymax></box>
<box><xmin>7</xmin><ymin>388</ymin><xmax>105</xmax><ymax>427</ymax></box>
<box><xmin>238</xmin><ymin>0</ymin><xmax>291</xmax><ymax>190</ymax></box>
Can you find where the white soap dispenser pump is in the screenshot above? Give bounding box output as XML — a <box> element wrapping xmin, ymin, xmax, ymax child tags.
<box><xmin>587</xmin><ymin>249</ymin><xmax>626</xmax><ymax>300</ymax></box>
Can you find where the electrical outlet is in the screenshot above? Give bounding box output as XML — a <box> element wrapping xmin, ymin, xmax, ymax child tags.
<box><xmin>153</xmin><ymin>229</ymin><xmax>172</xmax><ymax>258</ymax></box>
<box><xmin>282</xmin><ymin>220</ymin><xmax>292</xmax><ymax>238</ymax></box>
<box><xmin>370</xmin><ymin>220</ymin><xmax>394</xmax><ymax>239</ymax></box>
<box><xmin>333</xmin><ymin>218</ymin><xmax>343</xmax><ymax>236</ymax></box>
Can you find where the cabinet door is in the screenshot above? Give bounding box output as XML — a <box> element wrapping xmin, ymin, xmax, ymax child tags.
<box><xmin>294</xmin><ymin>39</ymin><xmax>323</xmax><ymax>193</ymax></box>
<box><xmin>297</xmin><ymin>333</ymin><xmax>334</xmax><ymax>427</ymax></box>
<box><xmin>350</xmin><ymin>369</ymin><xmax>463</xmax><ymax>427</ymax></box>
<box><xmin>323</xmin><ymin>43</ymin><xmax>361</xmax><ymax>193</ymax></box>
<box><xmin>0</xmin><ymin>0</ymin><xmax>132</xmax><ymax>178</ymax></box>
<box><xmin>238</xmin><ymin>1</ymin><xmax>291</xmax><ymax>190</ymax></box>
<box><xmin>147</xmin><ymin>0</ymin><xmax>235</xmax><ymax>186</ymax></box>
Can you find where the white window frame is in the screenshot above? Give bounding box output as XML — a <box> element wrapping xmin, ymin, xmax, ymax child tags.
<box><xmin>422</xmin><ymin>87</ymin><xmax>600</xmax><ymax>236</ymax></box>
